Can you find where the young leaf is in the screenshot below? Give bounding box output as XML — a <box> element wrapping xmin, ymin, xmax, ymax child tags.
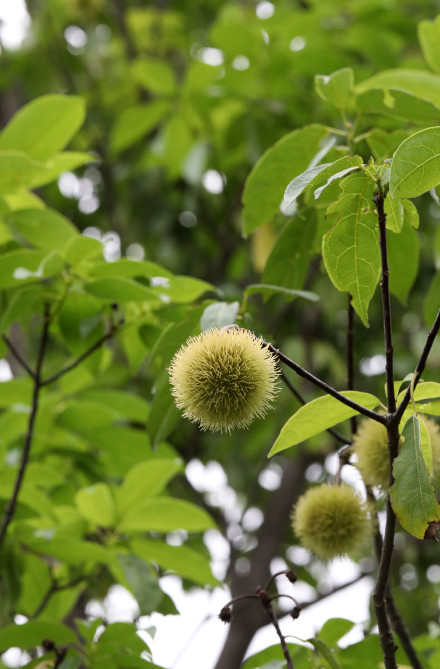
<box><xmin>419</xmin><ymin>16</ymin><xmax>440</xmax><ymax>75</ymax></box>
<box><xmin>268</xmin><ymin>392</ymin><xmax>380</xmax><ymax>456</ymax></box>
<box><xmin>312</xmin><ymin>157</ymin><xmax>363</xmax><ymax>200</ymax></box>
<box><xmin>390</xmin><ymin>127</ymin><xmax>440</xmax><ymax>198</ymax></box>
<box><xmin>322</xmin><ymin>173</ymin><xmax>380</xmax><ymax>326</ymax></box>
<box><xmin>307</xmin><ymin>637</ymin><xmax>344</xmax><ymax>669</ymax></box>
<box><xmin>200</xmin><ymin>301</ymin><xmax>240</xmax><ymax>330</ymax></box>
<box><xmin>390</xmin><ymin>416</ymin><xmax>440</xmax><ymax>539</ymax></box>
<box><xmin>356</xmin><ymin>69</ymin><xmax>440</xmax><ymax>109</ymax></box>
<box><xmin>384</xmin><ymin>193</ymin><xmax>404</xmax><ymax>233</ymax></box>
<box><xmin>110</xmin><ymin>100</ymin><xmax>171</xmax><ymax>154</ymax></box>
<box><xmin>315</xmin><ymin>68</ymin><xmax>354</xmax><ymax>109</ymax></box>
<box><xmin>117</xmin><ymin>497</ymin><xmax>216</xmax><ymax>533</ymax></box>
<box><xmin>387</xmin><ymin>217</ymin><xmax>419</xmax><ymax>304</ymax></box>
<box><xmin>6</xmin><ymin>208</ymin><xmax>78</xmax><ymax>253</ymax></box>
<box><xmin>75</xmin><ymin>483</ymin><xmax>116</xmax><ymax>528</ymax></box>
<box><xmin>116</xmin><ymin>458</ymin><xmax>183</xmax><ymax>517</ymax></box>
<box><xmin>242</xmin><ymin>124</ymin><xmax>328</xmax><ymax>235</ymax></box>
<box><xmin>0</xmin><ymin>151</ymin><xmax>49</xmax><ymax>194</ymax></box>
<box><xmin>0</xmin><ymin>95</ymin><xmax>85</xmax><ymax>162</ymax></box>
<box><xmin>356</xmin><ymin>88</ymin><xmax>440</xmax><ymax>124</ymax></box>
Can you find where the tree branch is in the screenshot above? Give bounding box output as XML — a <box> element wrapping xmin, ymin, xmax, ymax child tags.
<box><xmin>0</xmin><ymin>303</ymin><xmax>51</xmax><ymax>552</ymax></box>
<box><xmin>268</xmin><ymin>344</ymin><xmax>385</xmax><ymax>424</ymax></box>
<box><xmin>2</xmin><ymin>334</ymin><xmax>36</xmax><ymax>379</ymax></box>
<box><xmin>41</xmin><ymin>327</ymin><xmax>116</xmax><ymax>387</ymax></box>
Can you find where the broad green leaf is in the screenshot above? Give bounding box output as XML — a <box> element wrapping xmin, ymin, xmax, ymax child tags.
<box><xmin>366</xmin><ymin>129</ymin><xmax>410</xmax><ymax>162</ymax></box>
<box><xmin>424</xmin><ymin>272</ymin><xmax>440</xmax><ymax>326</ymax></box>
<box><xmin>356</xmin><ymin>69</ymin><xmax>440</xmax><ymax>109</ymax></box>
<box><xmin>0</xmin><ymin>284</ymin><xmax>43</xmax><ymax>331</ymax></box>
<box><xmin>75</xmin><ymin>483</ymin><xmax>116</xmax><ymax>528</ymax></box>
<box><xmin>0</xmin><ymin>621</ymin><xmax>77</xmax><ymax>650</ymax></box>
<box><xmin>397</xmin><ymin>382</ymin><xmax>440</xmax><ymax>404</ymax></box>
<box><xmin>58</xmin><ymin>400</ymin><xmax>117</xmax><ymax>431</ymax></box>
<box><xmin>64</xmin><ymin>235</ymin><xmax>103</xmax><ymax>266</ymax></box>
<box><xmin>31</xmin><ymin>151</ymin><xmax>94</xmax><ymax>188</ymax></box>
<box><xmin>0</xmin><ymin>481</ymin><xmax>55</xmax><ymax>519</ymax></box>
<box><xmin>312</xmin><ymin>156</ymin><xmax>364</xmax><ymax>200</ymax></box>
<box><xmin>159</xmin><ymin>275</ymin><xmax>214</xmax><ymax>303</ymax></box>
<box><xmin>241</xmin><ymin>644</ymin><xmax>311</xmax><ymax>669</ymax></box>
<box><xmin>0</xmin><ymin>151</ymin><xmax>49</xmax><ymax>194</ymax></box>
<box><xmin>419</xmin><ymin>416</ymin><xmax>433</xmax><ymax>475</ymax></box>
<box><xmin>390</xmin><ymin>127</ymin><xmax>440</xmax><ymax>198</ymax></box>
<box><xmin>242</xmin><ymin>124</ymin><xmax>328</xmax><ymax>235</ymax></box>
<box><xmin>79</xmin><ymin>389</ymin><xmax>148</xmax><ymax>423</ymax></box>
<box><xmin>387</xmin><ymin>217</ymin><xmax>419</xmax><ymax>304</ymax></box>
<box><xmin>0</xmin><ymin>95</ymin><xmax>85</xmax><ymax>162</ymax></box>
<box><xmin>402</xmin><ymin>198</ymin><xmax>419</xmax><ymax>228</ymax></box>
<box><xmin>356</xmin><ymin>88</ymin><xmax>440</xmax><ymax>124</ymax></box>
<box><xmin>268</xmin><ymin>391</ymin><xmax>380</xmax><ymax>456</ymax></box>
<box><xmin>131</xmin><ymin>538</ymin><xmax>218</xmax><ymax>586</ymax></box>
<box><xmin>283</xmin><ymin>163</ymin><xmax>332</xmax><ymax>210</ymax></box>
<box><xmin>318</xmin><ymin>619</ymin><xmax>355</xmax><ymax>647</ymax></box>
<box><xmin>117</xmin><ymin>497</ymin><xmax>215</xmax><ymax>533</ymax></box>
<box><xmin>6</xmin><ymin>208</ymin><xmax>77</xmax><ymax>253</ymax></box>
<box><xmin>131</xmin><ymin>57</ymin><xmax>176</xmax><ymax>95</ymax></box>
<box><xmin>384</xmin><ymin>193</ymin><xmax>404</xmax><ymax>232</ymax></box>
<box><xmin>419</xmin><ymin>16</ymin><xmax>440</xmax><ymax>74</ymax></box>
<box><xmin>262</xmin><ymin>213</ymin><xmax>317</xmax><ymax>291</ymax></box>
<box><xmin>58</xmin><ymin>293</ymin><xmax>103</xmax><ymax>354</ymax></box>
<box><xmin>308</xmin><ymin>637</ymin><xmax>344</xmax><ymax>669</ymax></box>
<box><xmin>322</xmin><ymin>173</ymin><xmax>380</xmax><ymax>326</ymax></box>
<box><xmin>77</xmin><ymin>425</ymin><xmax>154</xmax><ymax>476</ymax></box>
<box><xmin>0</xmin><ymin>249</ymin><xmax>63</xmax><ymax>289</ymax></box>
<box><xmin>200</xmin><ymin>301</ymin><xmax>240</xmax><ymax>330</ymax></box>
<box><xmin>244</xmin><ymin>284</ymin><xmax>319</xmax><ymax>303</ymax></box>
<box><xmin>85</xmin><ymin>277</ymin><xmax>159</xmax><ymax>303</ymax></box>
<box><xmin>390</xmin><ymin>416</ymin><xmax>440</xmax><ymax>539</ymax></box>
<box><xmin>4</xmin><ymin>189</ymin><xmax>45</xmax><ymax>211</ymax></box>
<box><xmin>117</xmin><ymin>554</ymin><xmax>162</xmax><ymax>616</ymax></box>
<box><xmin>28</xmin><ymin>535</ymin><xmax>115</xmax><ymax>567</ymax></box>
<box><xmin>0</xmin><ymin>379</ymin><xmax>32</xmax><ymax>407</ymax></box>
<box><xmin>96</xmin><ymin>621</ymin><xmax>151</xmax><ymax>655</ymax></box>
<box><xmin>148</xmin><ymin>370</ymin><xmax>181</xmax><ymax>448</ymax></box>
<box><xmin>111</xmin><ymin>100</ymin><xmax>171</xmax><ymax>154</ymax></box>
<box><xmin>149</xmin><ymin>319</ymin><xmax>199</xmax><ymax>368</ymax></box>
<box><xmin>315</xmin><ymin>68</ymin><xmax>354</xmax><ymax>109</ymax></box>
<box><xmin>116</xmin><ymin>458</ymin><xmax>183</xmax><ymax>517</ymax></box>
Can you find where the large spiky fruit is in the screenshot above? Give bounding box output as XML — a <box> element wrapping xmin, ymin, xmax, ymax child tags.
<box><xmin>168</xmin><ymin>327</ymin><xmax>279</xmax><ymax>432</ymax></box>
<box><xmin>291</xmin><ymin>484</ymin><xmax>371</xmax><ymax>561</ymax></box>
<box><xmin>353</xmin><ymin>415</ymin><xmax>440</xmax><ymax>491</ymax></box>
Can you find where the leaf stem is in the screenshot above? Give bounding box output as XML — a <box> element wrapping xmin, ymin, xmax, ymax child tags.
<box><xmin>0</xmin><ymin>303</ymin><xmax>51</xmax><ymax>553</ymax></box>
<box><xmin>2</xmin><ymin>334</ymin><xmax>36</xmax><ymax>379</ymax></box>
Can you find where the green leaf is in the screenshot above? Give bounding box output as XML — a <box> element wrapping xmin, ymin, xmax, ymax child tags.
<box><xmin>262</xmin><ymin>213</ymin><xmax>317</xmax><ymax>291</ymax></box>
<box><xmin>356</xmin><ymin>69</ymin><xmax>440</xmax><ymax>109</ymax></box>
<box><xmin>242</xmin><ymin>124</ymin><xmax>328</xmax><ymax>235</ymax></box>
<box><xmin>356</xmin><ymin>88</ymin><xmax>440</xmax><ymax>124</ymax></box>
<box><xmin>89</xmin><ymin>258</ymin><xmax>172</xmax><ymax>280</ymax></box>
<box><xmin>387</xmin><ymin>217</ymin><xmax>419</xmax><ymax>304</ymax></box>
<box><xmin>147</xmin><ymin>370</ymin><xmax>181</xmax><ymax>449</ymax></box>
<box><xmin>159</xmin><ymin>276</ymin><xmax>214</xmax><ymax>303</ymax></box>
<box><xmin>32</xmin><ymin>151</ymin><xmax>94</xmax><ymax>188</ymax></box>
<box><xmin>58</xmin><ymin>400</ymin><xmax>116</xmax><ymax>431</ymax></box>
<box><xmin>28</xmin><ymin>535</ymin><xmax>115</xmax><ymax>568</ymax></box>
<box><xmin>402</xmin><ymin>198</ymin><xmax>419</xmax><ymax>229</ymax></box>
<box><xmin>269</xmin><ymin>391</ymin><xmax>380</xmax><ymax>456</ymax></box>
<box><xmin>85</xmin><ymin>277</ymin><xmax>159</xmax><ymax>303</ymax></box>
<box><xmin>312</xmin><ymin>156</ymin><xmax>364</xmax><ymax>200</ymax></box>
<box><xmin>117</xmin><ymin>497</ymin><xmax>215</xmax><ymax>533</ymax></box>
<box><xmin>318</xmin><ymin>619</ymin><xmax>356</xmax><ymax>647</ymax></box>
<box><xmin>390</xmin><ymin>416</ymin><xmax>440</xmax><ymax>539</ymax></box>
<box><xmin>398</xmin><ymin>382</ymin><xmax>440</xmax><ymax>404</ymax></box>
<box><xmin>0</xmin><ymin>95</ymin><xmax>85</xmax><ymax>162</ymax></box>
<box><xmin>0</xmin><ymin>249</ymin><xmax>63</xmax><ymax>289</ymax></box>
<box><xmin>424</xmin><ymin>272</ymin><xmax>440</xmax><ymax>326</ymax></box>
<box><xmin>315</xmin><ymin>68</ymin><xmax>354</xmax><ymax>109</ymax></box>
<box><xmin>0</xmin><ymin>284</ymin><xmax>43</xmax><ymax>332</ymax></box>
<box><xmin>366</xmin><ymin>129</ymin><xmax>410</xmax><ymax>163</ymax></box>
<box><xmin>283</xmin><ymin>163</ymin><xmax>333</xmax><ymax>210</ymax></box>
<box><xmin>131</xmin><ymin>538</ymin><xmax>218</xmax><ymax>587</ymax></box>
<box><xmin>200</xmin><ymin>301</ymin><xmax>240</xmax><ymax>330</ymax></box>
<box><xmin>117</xmin><ymin>554</ymin><xmax>162</xmax><ymax>616</ymax></box>
<box><xmin>75</xmin><ymin>483</ymin><xmax>116</xmax><ymax>528</ymax></box>
<box><xmin>6</xmin><ymin>208</ymin><xmax>78</xmax><ymax>253</ymax></box>
<box><xmin>308</xmin><ymin>637</ymin><xmax>344</xmax><ymax>669</ymax></box>
<box><xmin>244</xmin><ymin>284</ymin><xmax>319</xmax><ymax>303</ymax></box>
<box><xmin>0</xmin><ymin>151</ymin><xmax>49</xmax><ymax>194</ymax></box>
<box><xmin>58</xmin><ymin>293</ymin><xmax>103</xmax><ymax>354</ymax></box>
<box><xmin>111</xmin><ymin>100</ymin><xmax>171</xmax><ymax>154</ymax></box>
<box><xmin>0</xmin><ymin>621</ymin><xmax>77</xmax><ymax>651</ymax></box>
<box><xmin>116</xmin><ymin>458</ymin><xmax>183</xmax><ymax>517</ymax></box>
<box><xmin>64</xmin><ymin>235</ymin><xmax>103</xmax><ymax>266</ymax></box>
<box><xmin>384</xmin><ymin>193</ymin><xmax>404</xmax><ymax>233</ymax></box>
<box><xmin>0</xmin><ymin>379</ymin><xmax>32</xmax><ymax>407</ymax></box>
<box><xmin>390</xmin><ymin>127</ymin><xmax>440</xmax><ymax>198</ymax></box>
<box><xmin>79</xmin><ymin>389</ymin><xmax>148</xmax><ymax>423</ymax></box>
<box><xmin>322</xmin><ymin>173</ymin><xmax>380</xmax><ymax>326</ymax></box>
<box><xmin>419</xmin><ymin>16</ymin><xmax>440</xmax><ymax>74</ymax></box>
<box><xmin>131</xmin><ymin>57</ymin><xmax>176</xmax><ymax>95</ymax></box>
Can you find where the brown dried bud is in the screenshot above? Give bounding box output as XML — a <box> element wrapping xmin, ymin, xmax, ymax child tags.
<box><xmin>219</xmin><ymin>606</ymin><xmax>232</xmax><ymax>623</ymax></box>
<box><xmin>285</xmin><ymin>570</ymin><xmax>298</xmax><ymax>583</ymax></box>
<box><xmin>291</xmin><ymin>606</ymin><xmax>302</xmax><ymax>619</ymax></box>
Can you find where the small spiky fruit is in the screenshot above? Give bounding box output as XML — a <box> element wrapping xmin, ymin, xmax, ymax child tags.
<box><xmin>291</xmin><ymin>484</ymin><xmax>371</xmax><ymax>561</ymax></box>
<box><xmin>169</xmin><ymin>327</ymin><xmax>279</xmax><ymax>432</ymax></box>
<box><xmin>353</xmin><ymin>415</ymin><xmax>440</xmax><ymax>491</ymax></box>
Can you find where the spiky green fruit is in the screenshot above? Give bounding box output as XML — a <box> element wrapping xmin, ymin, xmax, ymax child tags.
<box><xmin>168</xmin><ymin>327</ymin><xmax>279</xmax><ymax>432</ymax></box>
<box><xmin>291</xmin><ymin>484</ymin><xmax>371</xmax><ymax>561</ymax></box>
<box><xmin>353</xmin><ymin>415</ymin><xmax>440</xmax><ymax>491</ymax></box>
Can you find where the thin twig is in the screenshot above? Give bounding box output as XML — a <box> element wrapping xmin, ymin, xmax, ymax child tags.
<box><xmin>41</xmin><ymin>328</ymin><xmax>116</xmax><ymax>387</ymax></box>
<box><xmin>280</xmin><ymin>371</ymin><xmax>350</xmax><ymax>445</ymax></box>
<box><xmin>395</xmin><ymin>307</ymin><xmax>440</xmax><ymax>421</ymax></box>
<box><xmin>32</xmin><ymin>576</ymin><xmax>86</xmax><ymax>619</ymax></box>
<box><xmin>2</xmin><ymin>334</ymin><xmax>36</xmax><ymax>379</ymax></box>
<box><xmin>257</xmin><ymin>590</ymin><xmax>294</xmax><ymax>669</ymax></box>
<box><xmin>0</xmin><ymin>303</ymin><xmax>51</xmax><ymax>552</ymax></box>
<box><xmin>268</xmin><ymin>344</ymin><xmax>386</xmax><ymax>424</ymax></box>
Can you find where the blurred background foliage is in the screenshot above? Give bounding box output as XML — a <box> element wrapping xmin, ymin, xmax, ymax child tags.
<box><xmin>2</xmin><ymin>1</ymin><xmax>440</xmax><ymax>668</ymax></box>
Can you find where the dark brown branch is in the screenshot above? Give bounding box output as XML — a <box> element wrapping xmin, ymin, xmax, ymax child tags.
<box><xmin>2</xmin><ymin>334</ymin><xmax>36</xmax><ymax>379</ymax></box>
<box><xmin>259</xmin><ymin>594</ymin><xmax>294</xmax><ymax>669</ymax></box>
<box><xmin>268</xmin><ymin>344</ymin><xmax>386</xmax><ymax>424</ymax></box>
<box><xmin>41</xmin><ymin>328</ymin><xmax>116</xmax><ymax>387</ymax></box>
<box><xmin>396</xmin><ymin>307</ymin><xmax>440</xmax><ymax>421</ymax></box>
<box><xmin>0</xmin><ymin>303</ymin><xmax>51</xmax><ymax>552</ymax></box>
<box><xmin>280</xmin><ymin>371</ymin><xmax>349</xmax><ymax>445</ymax></box>
<box><xmin>374</xmin><ymin>188</ymin><xmax>396</xmax><ymax>414</ymax></box>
